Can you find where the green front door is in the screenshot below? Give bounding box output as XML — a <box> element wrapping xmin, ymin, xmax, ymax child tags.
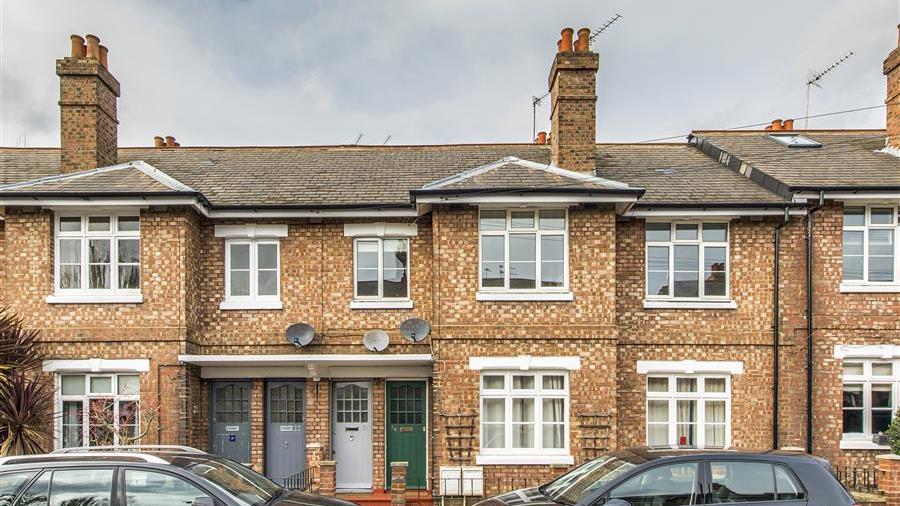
<box><xmin>386</xmin><ymin>381</ymin><xmax>426</xmax><ymax>489</ymax></box>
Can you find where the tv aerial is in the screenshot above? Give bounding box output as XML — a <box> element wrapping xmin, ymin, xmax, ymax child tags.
<box><xmin>363</xmin><ymin>330</ymin><xmax>390</xmax><ymax>352</ymax></box>
<box><xmin>399</xmin><ymin>318</ymin><xmax>431</xmax><ymax>342</ymax></box>
<box><xmin>285</xmin><ymin>322</ymin><xmax>315</xmax><ymax>347</ymax></box>
<box><xmin>804</xmin><ymin>51</ymin><xmax>854</xmax><ymax>128</ymax></box>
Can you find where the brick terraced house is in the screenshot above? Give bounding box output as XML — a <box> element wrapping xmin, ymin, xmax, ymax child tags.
<box><xmin>1</xmin><ymin>25</ymin><xmax>898</xmax><ymax>500</ymax></box>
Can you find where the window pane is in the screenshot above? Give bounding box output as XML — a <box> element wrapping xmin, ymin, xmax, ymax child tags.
<box><xmin>257</xmin><ymin>243</ymin><xmax>278</xmax><ymax>270</ymax></box>
<box><xmin>869</xmin><ymin>256</ymin><xmax>895</xmax><ymax>282</ymax></box>
<box><xmin>647</xmin><ymin>246</ymin><xmax>669</xmax><ymax>272</ymax></box>
<box><xmin>843</xmin><ymin>363</ymin><xmax>864</xmax><ymax>376</ymax></box>
<box><xmin>483</xmin><ymin>424</ymin><xmax>505</xmax><ymax>449</ymax></box>
<box><xmin>676</xmin><ymin>378</ymin><xmax>697</xmax><ymax>392</ymax></box>
<box><xmin>49</xmin><ymin>468</ymin><xmax>113</xmax><ymax>506</ymax></box>
<box><xmin>87</xmin><ymin>216</ymin><xmax>111</xmax><ymax>232</ymax></box>
<box><xmin>481</xmin><ymin>235</ymin><xmax>504</xmax><ymax>288</ymax></box>
<box><xmin>873</xmin><ymin>410</ymin><xmax>893</xmax><ymax>434</ymax></box>
<box><xmin>89</xmin><ymin>265</ymin><xmax>110</xmax><ymax>289</ymax></box>
<box><xmin>542</xmin><ymin>375</ymin><xmax>564</xmax><ymax>390</ymax></box>
<box><xmin>610</xmin><ymin>463</ymin><xmax>697</xmax><ymax>504</ymax></box>
<box><xmin>647</xmin><ymin>271</ymin><xmax>670</xmax><ymax>297</ymax></box>
<box><xmin>118</xmin><ymin>375</ymin><xmax>140</xmax><ymax>395</ymax></box>
<box><xmin>674</xmin><ymin>272</ymin><xmax>699</xmax><ymax>298</ymax></box>
<box><xmin>59</xmin><ymin>216</ymin><xmax>81</xmax><ymax>232</ymax></box>
<box><xmin>705</xmin><ymin>400</ymin><xmax>726</xmax><ymax>424</ymax></box>
<box><xmin>705</xmin><ymin>378</ymin><xmax>726</xmax><ymax>393</ymax></box>
<box><xmin>843</xmin><ymin>230</ymin><xmax>864</xmax><ymax>256</ymax></box>
<box><xmin>871</xmin><ymin>207</ymin><xmax>895</xmax><ymax>225</ymax></box>
<box><xmin>843</xmin><ymin>384</ymin><xmax>863</xmax><ymax>407</ymax></box>
<box><xmin>705</xmin><ymin>424</ymin><xmax>726</xmax><ymax>448</ymax></box>
<box><xmin>539</xmin><ymin>210</ymin><xmax>565</xmax><ymax>230</ymax></box>
<box><xmin>229</xmin><ymin>243</ymin><xmax>250</xmax><ymax>270</ymax></box>
<box><xmin>117</xmin><ymin>216</ymin><xmax>140</xmax><ymax>232</ymax></box>
<box><xmin>869</xmin><ymin>229</ymin><xmax>894</xmax><ymax>281</ymax></box>
<box><xmin>541</xmin><ymin>262</ymin><xmax>565</xmax><ymax>288</ymax></box>
<box><xmin>509</xmin><ymin>234</ymin><xmax>536</xmax><ymax>289</ymax></box>
<box><xmin>483</xmin><ymin>398</ymin><xmax>505</xmax><ymax>423</ymax></box>
<box><xmin>0</xmin><ymin>471</ymin><xmax>38</xmax><ymax>504</ymax></box>
<box><xmin>675</xmin><ymin>224</ymin><xmax>698</xmax><ymax>241</ymax></box>
<box><xmin>646</xmin><ymin>223</ymin><xmax>670</xmax><ymax>242</ymax></box>
<box><xmin>62</xmin><ymin>401</ymin><xmax>84</xmax><ymax>448</ymax></box>
<box><xmin>118</xmin><ymin>265</ymin><xmax>140</xmax><ymax>290</ymax></box>
<box><xmin>510</xmin><ymin>211</ymin><xmax>535</xmax><ymax>229</ymax></box>
<box><xmin>483</xmin><ymin>375</ymin><xmax>504</xmax><ymax>390</ymax></box>
<box><xmin>383</xmin><ymin>240</ymin><xmax>408</xmax><ymax>270</ymax></box>
<box><xmin>479</xmin><ymin>210</ymin><xmax>506</xmax><ymax>231</ymax></box>
<box><xmin>702</xmin><ymin>223</ymin><xmax>727</xmax><ymax>242</ymax></box>
<box><xmin>89</xmin><ymin>239</ymin><xmax>110</xmax><ymax>263</ymax></box>
<box><xmin>512</xmin><ymin>398</ymin><xmax>535</xmax><ymax>448</ymax></box>
<box><xmin>774</xmin><ymin>465</ymin><xmax>806</xmax><ymax>501</ymax></box>
<box><xmin>704</xmin><ymin>246</ymin><xmax>727</xmax><ymax>296</ymax></box>
<box><xmin>648</xmin><ymin>424</ymin><xmax>668</xmax><ymax>446</ymax></box>
<box><xmin>383</xmin><ymin>268</ymin><xmax>408</xmax><ymax>298</ymax></box>
<box><xmin>648</xmin><ymin>400</ymin><xmax>668</xmax><ymax>422</ymax></box>
<box><xmin>676</xmin><ymin>400</ymin><xmax>697</xmax><ymax>446</ymax></box>
<box><xmin>512</xmin><ymin>398</ymin><xmax>534</xmax><ymax>422</ymax></box>
<box><xmin>648</xmin><ymin>377</ymin><xmax>668</xmax><ymax>392</ymax></box>
<box><xmin>60</xmin><ymin>265</ymin><xmax>81</xmax><ymax>289</ymax></box>
<box><xmin>873</xmin><ymin>384</ymin><xmax>892</xmax><ymax>408</ymax></box>
<box><xmin>118</xmin><ymin>239</ymin><xmax>140</xmax><ymax>264</ymax></box>
<box><xmin>873</xmin><ymin>363</ymin><xmax>893</xmax><ymax>376</ymax></box>
<box><xmin>19</xmin><ymin>471</ymin><xmax>49</xmax><ymax>506</ymax></box>
<box><xmin>843</xmin><ymin>206</ymin><xmax>865</xmax><ymax>226</ymax></box>
<box><xmin>59</xmin><ymin>239</ymin><xmax>82</xmax><ymax>264</ymax></box>
<box><xmin>512</xmin><ymin>376</ymin><xmax>535</xmax><ymax>390</ymax></box>
<box><xmin>124</xmin><ymin>470</ymin><xmax>206</xmax><ymax>506</ymax></box>
<box><xmin>230</xmin><ymin>271</ymin><xmax>250</xmax><ymax>296</ymax></box>
<box><xmin>674</xmin><ymin>245</ymin><xmax>699</xmax><ymax>271</ymax></box>
<box><xmin>843</xmin><ymin>384</ymin><xmax>863</xmax><ymax>433</ymax></box>
<box><xmin>61</xmin><ymin>375</ymin><xmax>85</xmax><ymax>395</ymax></box>
<box><xmin>541</xmin><ymin>235</ymin><xmax>564</xmax><ymax>261</ymax></box>
<box><xmin>258</xmin><ymin>270</ymin><xmax>277</xmax><ymax>296</ymax></box>
<box><xmin>542</xmin><ymin>398</ymin><xmax>564</xmax><ymax>423</ymax></box>
<box><xmin>542</xmin><ymin>423</ymin><xmax>564</xmax><ymax>449</ymax></box>
<box><xmin>708</xmin><ymin>462</ymin><xmax>775</xmax><ymax>503</ymax></box>
<box><xmin>90</xmin><ymin>376</ymin><xmax>112</xmax><ymax>394</ymax></box>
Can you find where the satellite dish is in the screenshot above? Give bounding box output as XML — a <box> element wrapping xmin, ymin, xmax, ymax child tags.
<box><xmin>286</xmin><ymin>323</ymin><xmax>315</xmax><ymax>347</ymax></box>
<box><xmin>400</xmin><ymin>318</ymin><xmax>431</xmax><ymax>342</ymax></box>
<box><xmin>362</xmin><ymin>330</ymin><xmax>390</xmax><ymax>352</ymax></box>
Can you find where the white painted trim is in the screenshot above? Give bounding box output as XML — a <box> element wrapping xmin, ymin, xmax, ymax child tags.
<box><xmin>415</xmin><ymin>194</ymin><xmax>638</xmax><ymax>204</ymax></box>
<box><xmin>46</xmin><ymin>294</ymin><xmax>144</xmax><ymax>304</ymax></box>
<box><xmin>343</xmin><ymin>223</ymin><xmax>418</xmax><ymax>237</ymax></box>
<box><xmin>43</xmin><ymin>358</ymin><xmax>150</xmax><ymax>373</ymax></box>
<box><xmin>179</xmin><ymin>354</ymin><xmax>433</xmax><ymax>367</ymax></box>
<box><xmin>0</xmin><ymin>161</ymin><xmax>195</xmax><ymax>193</ymax></box>
<box><xmin>643</xmin><ymin>300</ymin><xmax>736</xmax><ymax>310</ymax></box>
<box><xmin>834</xmin><ymin>345</ymin><xmax>900</xmax><ymax>359</ymax></box>
<box><xmin>476</xmin><ymin>291</ymin><xmax>574</xmax><ymax>302</ymax></box>
<box><xmin>840</xmin><ymin>439</ymin><xmax>891</xmax><ymax>450</ymax></box>
<box><xmin>219</xmin><ymin>299</ymin><xmax>283</xmax><ymax>310</ymax></box>
<box><xmin>422</xmin><ymin>156</ymin><xmax>632</xmax><ymax>190</ymax></box>
<box><xmin>207</xmin><ymin>208</ymin><xmax>419</xmax><ymax>218</ymax></box>
<box><xmin>840</xmin><ymin>282</ymin><xmax>900</xmax><ymax>293</ymax></box>
<box><xmin>625</xmin><ymin>208</ymin><xmax>805</xmax><ymax>218</ymax></box>
<box><xmin>214</xmin><ymin>224</ymin><xmax>288</xmax><ymax>238</ymax></box>
<box><xmin>795</xmin><ymin>191</ymin><xmax>900</xmax><ymax>201</ymax></box>
<box><xmin>350</xmin><ymin>300</ymin><xmax>414</xmax><ymax>310</ymax></box>
<box><xmin>468</xmin><ymin>356</ymin><xmax>581</xmax><ymax>371</ymax></box>
<box><xmin>198</xmin><ymin>365</ymin><xmax>432</xmax><ymax>379</ymax></box>
<box><xmin>475</xmin><ymin>454</ymin><xmax>574</xmax><ymax>465</ymax></box>
<box><xmin>636</xmin><ymin>360</ymin><xmax>744</xmax><ymax>375</ymax></box>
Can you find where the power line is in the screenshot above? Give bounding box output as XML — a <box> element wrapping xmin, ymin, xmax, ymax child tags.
<box><xmin>805</xmin><ymin>52</ymin><xmax>854</xmax><ymax>129</ymax></box>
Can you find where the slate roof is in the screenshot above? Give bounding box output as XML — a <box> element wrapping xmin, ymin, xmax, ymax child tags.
<box><xmin>692</xmin><ymin>130</ymin><xmax>900</xmax><ymax>191</ymax></box>
<box><xmin>0</xmin><ymin>163</ymin><xmax>190</xmax><ymax>195</ymax></box>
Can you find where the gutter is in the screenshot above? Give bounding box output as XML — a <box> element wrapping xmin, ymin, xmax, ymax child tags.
<box><xmin>805</xmin><ymin>190</ymin><xmax>825</xmax><ymax>454</ymax></box>
<box><xmin>772</xmin><ymin>206</ymin><xmax>791</xmax><ymax>450</ymax></box>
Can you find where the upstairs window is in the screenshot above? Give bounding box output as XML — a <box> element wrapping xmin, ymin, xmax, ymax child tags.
<box><xmin>645</xmin><ymin>222</ymin><xmax>729</xmax><ymax>299</ymax></box>
<box><xmin>843</xmin><ymin>206</ymin><xmax>898</xmax><ymax>283</ymax></box>
<box><xmin>354</xmin><ymin>238</ymin><xmax>409</xmax><ymax>300</ymax></box>
<box><xmin>55</xmin><ymin>213</ymin><xmax>140</xmax><ymax>294</ymax></box>
<box><xmin>225</xmin><ymin>239</ymin><xmax>280</xmax><ymax>304</ymax></box>
<box><xmin>479</xmin><ymin>209</ymin><xmax>567</xmax><ymax>291</ymax></box>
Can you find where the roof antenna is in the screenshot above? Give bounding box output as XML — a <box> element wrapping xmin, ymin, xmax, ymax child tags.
<box><xmin>382</xmin><ymin>134</ymin><xmax>392</xmax><ymax>145</ymax></box>
<box><xmin>804</xmin><ymin>51</ymin><xmax>853</xmax><ymax>129</ymax></box>
<box><xmin>531</xmin><ymin>14</ymin><xmax>622</xmax><ymax>140</ymax></box>
<box><xmin>353</xmin><ymin>133</ymin><xmax>364</xmax><ymax>145</ymax></box>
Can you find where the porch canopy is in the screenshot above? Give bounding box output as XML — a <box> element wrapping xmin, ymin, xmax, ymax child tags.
<box><xmin>178</xmin><ymin>354</ymin><xmax>433</xmax><ymax>379</ymax></box>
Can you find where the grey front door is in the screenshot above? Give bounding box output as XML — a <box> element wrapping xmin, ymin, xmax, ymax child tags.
<box><xmin>333</xmin><ymin>381</ymin><xmax>373</xmax><ymax>491</ymax></box>
<box><xmin>266</xmin><ymin>381</ymin><xmax>307</xmax><ymax>484</ymax></box>
<box><xmin>210</xmin><ymin>381</ymin><xmax>251</xmax><ymax>464</ymax></box>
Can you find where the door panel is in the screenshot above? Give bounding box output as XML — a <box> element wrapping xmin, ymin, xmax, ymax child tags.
<box><xmin>266</xmin><ymin>381</ymin><xmax>307</xmax><ymax>484</ymax></box>
<box><xmin>209</xmin><ymin>381</ymin><xmax>251</xmax><ymax>464</ymax></box>
<box><xmin>333</xmin><ymin>381</ymin><xmax>373</xmax><ymax>491</ymax></box>
<box><xmin>387</xmin><ymin>381</ymin><xmax>427</xmax><ymax>489</ymax></box>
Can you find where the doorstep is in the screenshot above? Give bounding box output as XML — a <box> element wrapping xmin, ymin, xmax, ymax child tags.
<box><xmin>336</xmin><ymin>489</ymin><xmax>434</xmax><ymax>506</ymax></box>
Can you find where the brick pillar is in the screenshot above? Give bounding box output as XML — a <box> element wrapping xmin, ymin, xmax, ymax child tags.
<box><xmin>884</xmin><ymin>24</ymin><xmax>900</xmax><ymax>150</ymax></box>
<box><xmin>878</xmin><ymin>454</ymin><xmax>900</xmax><ymax>506</ymax></box>
<box><xmin>319</xmin><ymin>461</ymin><xmax>336</xmax><ymax>497</ymax></box>
<box><xmin>307</xmin><ymin>443</ymin><xmax>323</xmax><ymax>493</ymax></box>
<box><xmin>391</xmin><ymin>462</ymin><xmax>408</xmax><ymax>506</ymax></box>
<box><xmin>250</xmin><ymin>379</ymin><xmax>265</xmax><ymax>472</ymax></box>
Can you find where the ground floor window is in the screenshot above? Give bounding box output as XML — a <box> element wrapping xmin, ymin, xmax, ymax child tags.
<box><xmin>842</xmin><ymin>359</ymin><xmax>898</xmax><ymax>440</ymax></box>
<box><xmin>646</xmin><ymin>374</ymin><xmax>730</xmax><ymax>448</ymax></box>
<box><xmin>479</xmin><ymin>371</ymin><xmax>568</xmax><ymax>455</ymax></box>
<box><xmin>57</xmin><ymin>373</ymin><xmax>140</xmax><ymax>448</ymax></box>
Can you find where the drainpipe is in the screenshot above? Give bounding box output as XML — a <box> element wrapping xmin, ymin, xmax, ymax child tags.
<box><xmin>772</xmin><ymin>206</ymin><xmax>790</xmax><ymax>450</ymax></box>
<box><xmin>805</xmin><ymin>191</ymin><xmax>825</xmax><ymax>454</ymax></box>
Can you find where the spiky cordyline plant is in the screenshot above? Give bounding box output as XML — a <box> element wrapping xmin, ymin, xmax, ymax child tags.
<box><xmin>0</xmin><ymin>372</ymin><xmax>53</xmax><ymax>455</ymax></box>
<box><xmin>0</xmin><ymin>308</ymin><xmax>43</xmax><ymax>383</ymax></box>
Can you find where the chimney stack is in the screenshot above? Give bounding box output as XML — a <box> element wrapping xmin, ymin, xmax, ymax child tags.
<box><xmin>548</xmin><ymin>26</ymin><xmax>599</xmax><ymax>171</ymax></box>
<box><xmin>884</xmin><ymin>24</ymin><xmax>900</xmax><ymax>149</ymax></box>
<box><xmin>57</xmin><ymin>33</ymin><xmax>120</xmax><ymax>173</ymax></box>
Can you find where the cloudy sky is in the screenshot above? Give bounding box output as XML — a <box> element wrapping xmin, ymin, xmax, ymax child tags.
<box><xmin>1</xmin><ymin>0</ymin><xmax>897</xmax><ymax>147</ymax></box>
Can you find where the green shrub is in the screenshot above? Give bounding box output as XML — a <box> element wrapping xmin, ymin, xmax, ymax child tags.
<box><xmin>887</xmin><ymin>410</ymin><xmax>900</xmax><ymax>455</ymax></box>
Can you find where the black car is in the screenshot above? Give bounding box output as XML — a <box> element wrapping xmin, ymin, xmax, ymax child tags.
<box><xmin>473</xmin><ymin>447</ymin><xmax>856</xmax><ymax>506</ymax></box>
<box><xmin>0</xmin><ymin>445</ymin><xmax>356</xmax><ymax>506</ymax></box>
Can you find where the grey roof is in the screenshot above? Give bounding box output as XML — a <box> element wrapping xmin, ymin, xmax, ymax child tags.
<box><xmin>693</xmin><ymin>130</ymin><xmax>899</xmax><ymax>191</ymax></box>
<box><xmin>0</xmin><ymin>163</ymin><xmax>186</xmax><ymax>195</ymax></box>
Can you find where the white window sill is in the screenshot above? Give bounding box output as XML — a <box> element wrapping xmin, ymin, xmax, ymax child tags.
<box><xmin>839</xmin><ymin>439</ymin><xmax>890</xmax><ymax>450</ymax></box>
<box><xmin>643</xmin><ymin>299</ymin><xmax>736</xmax><ymax>310</ymax></box>
<box><xmin>219</xmin><ymin>299</ymin><xmax>283</xmax><ymax>310</ymax></box>
<box><xmin>46</xmin><ymin>294</ymin><xmax>143</xmax><ymax>304</ymax></box>
<box><xmin>839</xmin><ymin>282</ymin><xmax>900</xmax><ymax>293</ymax></box>
<box><xmin>475</xmin><ymin>454</ymin><xmax>574</xmax><ymax>466</ymax></box>
<box><xmin>476</xmin><ymin>291</ymin><xmax>574</xmax><ymax>302</ymax></box>
<box><xmin>350</xmin><ymin>300</ymin><xmax>414</xmax><ymax>310</ymax></box>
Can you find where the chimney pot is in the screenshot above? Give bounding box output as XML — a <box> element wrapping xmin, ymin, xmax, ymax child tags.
<box><xmin>154</xmin><ymin>136</ymin><xmax>165</xmax><ymax>148</ymax></box>
<box><xmin>165</xmin><ymin>136</ymin><xmax>176</xmax><ymax>147</ymax></box>
<box><xmin>174</xmin><ymin>142</ymin><xmax>181</xmax><ymax>147</ymax></box>
<box><xmin>70</xmin><ymin>35</ymin><xmax>86</xmax><ymax>58</ymax></box>
<box><xmin>560</xmin><ymin>28</ymin><xmax>574</xmax><ymax>52</ymax></box>
<box><xmin>770</xmin><ymin>119</ymin><xmax>783</xmax><ymax>131</ymax></box>
<box><xmin>98</xmin><ymin>45</ymin><xmax>108</xmax><ymax>68</ymax></box>
<box><xmin>85</xmin><ymin>34</ymin><xmax>100</xmax><ymax>60</ymax></box>
<box><xmin>782</xmin><ymin>119</ymin><xmax>794</xmax><ymax>130</ymax></box>
<box><xmin>535</xmin><ymin>131</ymin><xmax>547</xmax><ymax>144</ymax></box>
<box><xmin>575</xmin><ymin>28</ymin><xmax>590</xmax><ymax>52</ymax></box>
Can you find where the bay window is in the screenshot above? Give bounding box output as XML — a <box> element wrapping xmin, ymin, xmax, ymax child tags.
<box><xmin>54</xmin><ymin>213</ymin><xmax>140</xmax><ymax>296</ymax></box>
<box><xmin>478</xmin><ymin>209</ymin><xmax>567</xmax><ymax>291</ymax></box>
<box><xmin>354</xmin><ymin>238</ymin><xmax>409</xmax><ymax>300</ymax></box>
<box><xmin>646</xmin><ymin>375</ymin><xmax>730</xmax><ymax>448</ymax></box>
<box><xmin>57</xmin><ymin>373</ymin><xmax>140</xmax><ymax>448</ymax></box>
<box><xmin>645</xmin><ymin>222</ymin><xmax>729</xmax><ymax>300</ymax></box>
<box><xmin>842</xmin><ymin>205</ymin><xmax>898</xmax><ymax>285</ymax></box>
<box><xmin>842</xmin><ymin>359</ymin><xmax>898</xmax><ymax>443</ymax></box>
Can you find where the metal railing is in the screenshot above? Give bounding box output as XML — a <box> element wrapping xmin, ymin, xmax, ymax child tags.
<box><xmin>280</xmin><ymin>468</ymin><xmax>314</xmax><ymax>491</ymax></box>
<box><xmin>835</xmin><ymin>466</ymin><xmax>879</xmax><ymax>493</ymax></box>
<box><xmin>437</xmin><ymin>477</ymin><xmax>547</xmax><ymax>499</ymax></box>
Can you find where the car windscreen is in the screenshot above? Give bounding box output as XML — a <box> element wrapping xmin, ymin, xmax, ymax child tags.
<box><xmin>540</xmin><ymin>455</ymin><xmax>638</xmax><ymax>505</ymax></box>
<box><xmin>168</xmin><ymin>456</ymin><xmax>282</xmax><ymax>506</ymax></box>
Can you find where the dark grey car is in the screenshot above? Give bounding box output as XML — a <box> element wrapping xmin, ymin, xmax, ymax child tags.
<box><xmin>0</xmin><ymin>446</ymin><xmax>356</xmax><ymax>506</ymax></box>
<box><xmin>473</xmin><ymin>447</ymin><xmax>856</xmax><ymax>506</ymax></box>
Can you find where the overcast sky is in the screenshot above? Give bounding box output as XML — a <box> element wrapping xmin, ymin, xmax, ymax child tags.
<box><xmin>1</xmin><ymin>0</ymin><xmax>897</xmax><ymax>148</ymax></box>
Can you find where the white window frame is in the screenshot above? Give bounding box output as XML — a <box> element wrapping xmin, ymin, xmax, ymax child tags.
<box><xmin>222</xmin><ymin>238</ymin><xmax>281</xmax><ymax>309</ymax></box>
<box><xmin>841</xmin><ymin>359</ymin><xmax>899</xmax><ymax>445</ymax></box>
<box><xmin>645</xmin><ymin>221</ymin><xmax>731</xmax><ymax>301</ymax></box>
<box><xmin>477</xmin><ymin>208</ymin><xmax>569</xmax><ymax>292</ymax></box>
<box><xmin>841</xmin><ymin>204</ymin><xmax>899</xmax><ymax>286</ymax></box>
<box><xmin>478</xmin><ymin>370</ymin><xmax>569</xmax><ymax>458</ymax></box>
<box><xmin>55</xmin><ymin>373</ymin><xmax>141</xmax><ymax>449</ymax></box>
<box><xmin>53</xmin><ymin>212</ymin><xmax>141</xmax><ymax>297</ymax></box>
<box><xmin>645</xmin><ymin>374</ymin><xmax>731</xmax><ymax>448</ymax></box>
<box><xmin>353</xmin><ymin>237</ymin><xmax>411</xmax><ymax>301</ymax></box>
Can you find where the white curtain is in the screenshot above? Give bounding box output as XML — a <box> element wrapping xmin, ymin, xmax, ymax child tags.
<box><xmin>542</xmin><ymin>398</ymin><xmax>565</xmax><ymax>448</ymax></box>
<box><xmin>676</xmin><ymin>400</ymin><xmax>697</xmax><ymax>446</ymax></box>
<box><xmin>704</xmin><ymin>400</ymin><xmax>726</xmax><ymax>447</ymax></box>
<box><xmin>512</xmin><ymin>398</ymin><xmax>535</xmax><ymax>448</ymax></box>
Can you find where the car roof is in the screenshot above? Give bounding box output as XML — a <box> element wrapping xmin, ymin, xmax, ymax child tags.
<box><xmin>612</xmin><ymin>446</ymin><xmax>826</xmax><ymax>466</ymax></box>
<box><xmin>0</xmin><ymin>446</ymin><xmax>213</xmax><ymax>468</ymax></box>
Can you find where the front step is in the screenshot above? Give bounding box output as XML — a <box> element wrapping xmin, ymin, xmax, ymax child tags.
<box><xmin>336</xmin><ymin>490</ymin><xmax>434</xmax><ymax>506</ymax></box>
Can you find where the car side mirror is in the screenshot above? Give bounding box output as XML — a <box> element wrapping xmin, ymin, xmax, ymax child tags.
<box><xmin>603</xmin><ymin>500</ymin><xmax>631</xmax><ymax>506</ymax></box>
<box><xmin>192</xmin><ymin>497</ymin><xmax>216</xmax><ymax>506</ymax></box>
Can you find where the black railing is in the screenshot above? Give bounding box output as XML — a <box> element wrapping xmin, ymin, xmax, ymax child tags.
<box><xmin>281</xmin><ymin>468</ymin><xmax>314</xmax><ymax>491</ymax></box>
<box><xmin>835</xmin><ymin>466</ymin><xmax>879</xmax><ymax>493</ymax></box>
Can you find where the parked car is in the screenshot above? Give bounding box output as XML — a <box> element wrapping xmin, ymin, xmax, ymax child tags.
<box><xmin>0</xmin><ymin>445</ymin><xmax>356</xmax><ymax>506</ymax></box>
<box><xmin>473</xmin><ymin>447</ymin><xmax>856</xmax><ymax>506</ymax></box>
